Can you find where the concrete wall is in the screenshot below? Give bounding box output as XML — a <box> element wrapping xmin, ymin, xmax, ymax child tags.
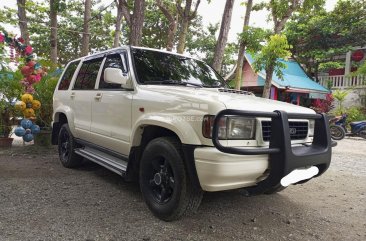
<box><xmin>332</xmin><ymin>87</ymin><xmax>366</xmax><ymax>109</ymax></box>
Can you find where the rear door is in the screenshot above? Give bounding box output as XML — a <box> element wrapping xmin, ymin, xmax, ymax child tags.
<box><xmin>71</xmin><ymin>57</ymin><xmax>104</xmax><ymax>140</ymax></box>
<box><xmin>90</xmin><ymin>51</ymin><xmax>133</xmax><ymax>155</ymax></box>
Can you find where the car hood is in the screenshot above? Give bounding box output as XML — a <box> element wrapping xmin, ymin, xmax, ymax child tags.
<box><xmin>138</xmin><ymin>86</ymin><xmax>315</xmax><ymax>115</ymax></box>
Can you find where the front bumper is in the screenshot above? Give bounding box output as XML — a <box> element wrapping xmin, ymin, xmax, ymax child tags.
<box><xmin>195</xmin><ymin>109</ymin><xmax>334</xmax><ymax>194</ymax></box>
<box><xmin>194</xmin><ymin>147</ymin><xmax>269</xmax><ymax>191</ymax></box>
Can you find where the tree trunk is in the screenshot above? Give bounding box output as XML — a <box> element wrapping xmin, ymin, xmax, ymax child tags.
<box><xmin>167</xmin><ymin>17</ymin><xmax>178</xmax><ymax>51</ymax></box>
<box><xmin>212</xmin><ymin>0</ymin><xmax>235</xmax><ymax>73</ymax></box>
<box><xmin>81</xmin><ymin>0</ymin><xmax>91</xmax><ymax>57</ymax></box>
<box><xmin>234</xmin><ymin>0</ymin><xmax>253</xmax><ymax>90</ymax></box>
<box><xmin>177</xmin><ymin>19</ymin><xmax>189</xmax><ymax>54</ymax></box>
<box><xmin>50</xmin><ymin>0</ymin><xmax>58</xmax><ymax>64</ymax></box>
<box><xmin>17</xmin><ymin>0</ymin><xmax>30</xmax><ymax>45</ymax></box>
<box><xmin>234</xmin><ymin>44</ymin><xmax>246</xmax><ymax>90</ymax></box>
<box><xmin>176</xmin><ymin>0</ymin><xmax>201</xmax><ymax>54</ymax></box>
<box><xmin>129</xmin><ymin>0</ymin><xmax>145</xmax><ymax>46</ymax></box>
<box><xmin>262</xmin><ymin>65</ymin><xmax>274</xmax><ymax>98</ymax></box>
<box><xmin>157</xmin><ymin>0</ymin><xmax>178</xmax><ymax>51</ymax></box>
<box><xmin>113</xmin><ymin>0</ymin><xmax>123</xmax><ymax>48</ymax></box>
<box><xmin>262</xmin><ymin>1</ymin><xmax>298</xmax><ymax>97</ymax></box>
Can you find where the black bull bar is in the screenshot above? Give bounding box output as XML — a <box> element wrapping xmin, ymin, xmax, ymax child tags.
<box><xmin>212</xmin><ymin>109</ymin><xmax>335</xmax><ymax>195</ymax></box>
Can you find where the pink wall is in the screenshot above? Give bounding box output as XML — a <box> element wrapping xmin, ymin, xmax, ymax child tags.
<box><xmin>242</xmin><ymin>62</ymin><xmax>258</xmax><ymax>87</ymax></box>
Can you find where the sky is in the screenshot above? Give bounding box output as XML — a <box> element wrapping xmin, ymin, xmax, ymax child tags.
<box><xmin>0</xmin><ymin>0</ymin><xmax>338</xmax><ymax>43</ymax></box>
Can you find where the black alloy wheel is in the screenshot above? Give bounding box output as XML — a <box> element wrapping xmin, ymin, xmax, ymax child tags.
<box><xmin>139</xmin><ymin>137</ymin><xmax>203</xmax><ymax>221</ymax></box>
<box><xmin>58</xmin><ymin>123</ymin><xmax>83</xmax><ymax>168</ymax></box>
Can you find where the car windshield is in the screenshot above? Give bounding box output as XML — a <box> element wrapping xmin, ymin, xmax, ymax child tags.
<box><xmin>131</xmin><ymin>48</ymin><xmax>227</xmax><ymax>88</ymax></box>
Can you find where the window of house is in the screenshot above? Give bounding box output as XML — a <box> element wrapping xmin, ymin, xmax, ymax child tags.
<box><xmin>73</xmin><ymin>58</ymin><xmax>103</xmax><ymax>90</ymax></box>
<box><xmin>58</xmin><ymin>60</ymin><xmax>80</xmax><ymax>90</ymax></box>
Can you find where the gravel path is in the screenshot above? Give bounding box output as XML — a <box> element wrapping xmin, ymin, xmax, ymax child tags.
<box><xmin>0</xmin><ymin>138</ymin><xmax>365</xmax><ymax>241</ymax></box>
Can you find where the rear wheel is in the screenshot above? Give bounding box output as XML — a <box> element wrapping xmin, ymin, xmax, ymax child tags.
<box><xmin>359</xmin><ymin>128</ymin><xmax>366</xmax><ymax>139</ymax></box>
<box><xmin>330</xmin><ymin>125</ymin><xmax>346</xmax><ymax>140</ymax></box>
<box><xmin>58</xmin><ymin>123</ymin><xmax>83</xmax><ymax>168</ymax></box>
<box><xmin>139</xmin><ymin>137</ymin><xmax>203</xmax><ymax>221</ymax></box>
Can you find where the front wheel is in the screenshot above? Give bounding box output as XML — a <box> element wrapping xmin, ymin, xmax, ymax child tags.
<box><xmin>139</xmin><ymin>137</ymin><xmax>203</xmax><ymax>221</ymax></box>
<box><xmin>330</xmin><ymin>125</ymin><xmax>346</xmax><ymax>140</ymax></box>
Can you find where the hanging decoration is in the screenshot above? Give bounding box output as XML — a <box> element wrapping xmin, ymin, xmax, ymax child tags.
<box><xmin>14</xmin><ymin>118</ymin><xmax>40</xmax><ymax>142</ymax></box>
<box><xmin>1</xmin><ymin>31</ymin><xmax>46</xmax><ymax>142</ymax></box>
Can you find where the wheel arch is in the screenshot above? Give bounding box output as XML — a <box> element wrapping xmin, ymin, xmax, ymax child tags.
<box><xmin>51</xmin><ymin>108</ymin><xmax>75</xmax><ymax>145</ymax></box>
<box><xmin>126</xmin><ymin>120</ymin><xmax>201</xmax><ymax>182</ymax></box>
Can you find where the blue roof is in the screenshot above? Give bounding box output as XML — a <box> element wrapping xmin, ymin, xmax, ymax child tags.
<box><xmin>245</xmin><ymin>53</ymin><xmax>329</xmax><ymax>93</ymax></box>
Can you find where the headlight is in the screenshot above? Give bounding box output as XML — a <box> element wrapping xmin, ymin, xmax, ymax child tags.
<box><xmin>202</xmin><ymin>115</ymin><xmax>256</xmax><ymax>140</ymax></box>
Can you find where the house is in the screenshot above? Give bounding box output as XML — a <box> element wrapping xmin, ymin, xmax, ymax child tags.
<box><xmin>317</xmin><ymin>48</ymin><xmax>366</xmax><ymax>108</ymax></box>
<box><xmin>241</xmin><ymin>53</ymin><xmax>329</xmax><ymax>107</ymax></box>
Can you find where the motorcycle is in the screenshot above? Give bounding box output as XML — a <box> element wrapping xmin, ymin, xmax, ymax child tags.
<box><xmin>329</xmin><ymin>115</ymin><xmax>346</xmax><ymax>140</ymax></box>
<box><xmin>329</xmin><ymin>114</ymin><xmax>366</xmax><ymax>140</ymax></box>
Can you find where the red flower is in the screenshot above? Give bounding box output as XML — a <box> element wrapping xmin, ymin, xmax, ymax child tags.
<box><xmin>24</xmin><ymin>45</ymin><xmax>33</xmax><ymax>55</ymax></box>
<box><xmin>0</xmin><ymin>34</ymin><xmax>4</xmax><ymax>43</ymax></box>
<box><xmin>18</xmin><ymin>37</ymin><xmax>24</xmax><ymax>43</ymax></box>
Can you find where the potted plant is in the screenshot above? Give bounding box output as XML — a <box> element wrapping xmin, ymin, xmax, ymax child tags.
<box><xmin>0</xmin><ymin>70</ymin><xmax>23</xmax><ymax>147</ymax></box>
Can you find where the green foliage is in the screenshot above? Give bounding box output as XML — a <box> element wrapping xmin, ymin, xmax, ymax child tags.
<box><xmin>318</xmin><ymin>61</ymin><xmax>343</xmax><ymax>72</ymax></box>
<box><xmin>33</xmin><ymin>71</ymin><xmax>59</xmax><ymax>128</ymax></box>
<box><xmin>0</xmin><ymin>0</ymin><xmax>116</xmax><ymax>65</ymax></box>
<box><xmin>332</xmin><ymin>89</ymin><xmax>349</xmax><ymax>113</ymax></box>
<box><xmin>357</xmin><ymin>62</ymin><xmax>366</xmax><ymax>75</ymax></box>
<box><xmin>345</xmin><ymin>106</ymin><xmax>366</xmax><ymax>124</ymax></box>
<box><xmin>0</xmin><ymin>70</ymin><xmax>23</xmax><ymax>137</ymax></box>
<box><xmin>238</xmin><ymin>26</ymin><xmax>269</xmax><ymax>53</ymax></box>
<box><xmin>285</xmin><ymin>0</ymin><xmax>366</xmax><ymax>75</ymax></box>
<box><xmin>141</xmin><ymin>0</ymin><xmax>172</xmax><ymax>49</ymax></box>
<box><xmin>186</xmin><ymin>23</ymin><xmax>238</xmax><ymax>76</ymax></box>
<box><xmin>252</xmin><ymin>34</ymin><xmax>292</xmax><ymax>80</ymax></box>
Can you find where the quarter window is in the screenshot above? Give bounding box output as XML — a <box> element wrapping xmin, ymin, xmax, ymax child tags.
<box><xmin>99</xmin><ymin>53</ymin><xmax>127</xmax><ymax>89</ymax></box>
<box><xmin>73</xmin><ymin>58</ymin><xmax>103</xmax><ymax>90</ymax></box>
<box><xmin>58</xmin><ymin>60</ymin><xmax>80</xmax><ymax>90</ymax></box>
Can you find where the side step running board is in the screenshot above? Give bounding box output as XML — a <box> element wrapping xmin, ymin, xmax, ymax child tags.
<box><xmin>75</xmin><ymin>147</ymin><xmax>128</xmax><ymax>176</ymax></box>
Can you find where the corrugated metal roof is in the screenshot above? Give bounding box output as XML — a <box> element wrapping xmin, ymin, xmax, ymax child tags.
<box><xmin>245</xmin><ymin>53</ymin><xmax>329</xmax><ymax>93</ymax></box>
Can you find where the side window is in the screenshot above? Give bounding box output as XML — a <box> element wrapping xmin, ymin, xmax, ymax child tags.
<box><xmin>73</xmin><ymin>58</ymin><xmax>103</xmax><ymax>90</ymax></box>
<box><xmin>99</xmin><ymin>53</ymin><xmax>127</xmax><ymax>89</ymax></box>
<box><xmin>58</xmin><ymin>60</ymin><xmax>80</xmax><ymax>90</ymax></box>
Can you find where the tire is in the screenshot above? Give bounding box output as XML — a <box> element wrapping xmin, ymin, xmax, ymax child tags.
<box><xmin>139</xmin><ymin>137</ymin><xmax>203</xmax><ymax>221</ymax></box>
<box><xmin>58</xmin><ymin>123</ymin><xmax>83</xmax><ymax>168</ymax></box>
<box><xmin>359</xmin><ymin>128</ymin><xmax>366</xmax><ymax>139</ymax></box>
<box><xmin>330</xmin><ymin>125</ymin><xmax>346</xmax><ymax>140</ymax></box>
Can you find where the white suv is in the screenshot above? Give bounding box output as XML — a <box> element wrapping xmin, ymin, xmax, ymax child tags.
<box><xmin>52</xmin><ymin>46</ymin><xmax>334</xmax><ymax>221</ymax></box>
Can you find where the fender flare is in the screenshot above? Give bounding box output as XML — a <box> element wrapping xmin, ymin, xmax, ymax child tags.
<box><xmin>130</xmin><ymin>115</ymin><xmax>202</xmax><ymax>147</ymax></box>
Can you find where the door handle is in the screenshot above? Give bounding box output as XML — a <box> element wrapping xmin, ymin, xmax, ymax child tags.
<box><xmin>70</xmin><ymin>92</ymin><xmax>75</xmax><ymax>98</ymax></box>
<box><xmin>94</xmin><ymin>93</ymin><xmax>102</xmax><ymax>100</ymax></box>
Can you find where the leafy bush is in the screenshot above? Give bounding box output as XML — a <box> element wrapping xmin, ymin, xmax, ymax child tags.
<box><xmin>311</xmin><ymin>93</ymin><xmax>334</xmax><ymax>113</ymax></box>
<box><xmin>33</xmin><ymin>70</ymin><xmax>60</xmax><ymax>128</ymax></box>
<box><xmin>0</xmin><ymin>70</ymin><xmax>23</xmax><ymax>137</ymax></box>
<box><xmin>345</xmin><ymin>106</ymin><xmax>366</xmax><ymax>124</ymax></box>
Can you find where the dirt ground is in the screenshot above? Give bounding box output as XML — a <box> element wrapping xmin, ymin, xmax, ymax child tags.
<box><xmin>0</xmin><ymin>138</ymin><xmax>365</xmax><ymax>241</ymax></box>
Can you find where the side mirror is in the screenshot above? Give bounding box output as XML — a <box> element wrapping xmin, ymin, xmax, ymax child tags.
<box><xmin>104</xmin><ymin>68</ymin><xmax>128</xmax><ymax>86</ymax></box>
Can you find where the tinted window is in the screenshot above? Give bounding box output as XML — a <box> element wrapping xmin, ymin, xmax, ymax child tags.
<box><xmin>132</xmin><ymin>48</ymin><xmax>226</xmax><ymax>88</ymax></box>
<box><xmin>58</xmin><ymin>60</ymin><xmax>80</xmax><ymax>90</ymax></box>
<box><xmin>73</xmin><ymin>58</ymin><xmax>103</xmax><ymax>90</ymax></box>
<box><xmin>99</xmin><ymin>54</ymin><xmax>127</xmax><ymax>89</ymax></box>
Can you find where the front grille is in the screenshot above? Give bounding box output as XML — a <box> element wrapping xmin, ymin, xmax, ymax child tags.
<box><xmin>261</xmin><ymin>121</ymin><xmax>308</xmax><ymax>141</ymax></box>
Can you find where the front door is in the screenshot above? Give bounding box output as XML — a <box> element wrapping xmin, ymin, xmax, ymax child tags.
<box><xmin>90</xmin><ymin>52</ymin><xmax>133</xmax><ymax>156</ymax></box>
